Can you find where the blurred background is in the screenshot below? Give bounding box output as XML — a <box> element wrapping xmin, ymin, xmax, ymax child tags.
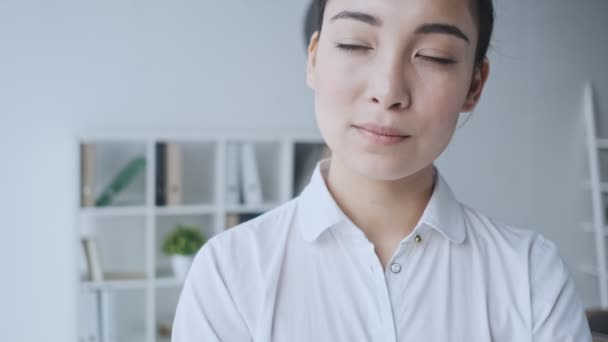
<box><xmin>1</xmin><ymin>0</ymin><xmax>608</xmax><ymax>341</ymax></box>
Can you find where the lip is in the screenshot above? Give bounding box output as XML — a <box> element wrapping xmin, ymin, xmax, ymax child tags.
<box><xmin>353</xmin><ymin>123</ymin><xmax>410</xmax><ymax>145</ymax></box>
<box><xmin>354</xmin><ymin>123</ymin><xmax>409</xmax><ymax>137</ymax></box>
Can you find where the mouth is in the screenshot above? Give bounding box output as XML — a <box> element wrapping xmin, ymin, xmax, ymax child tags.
<box><xmin>353</xmin><ymin>124</ymin><xmax>411</xmax><ymax>145</ymax></box>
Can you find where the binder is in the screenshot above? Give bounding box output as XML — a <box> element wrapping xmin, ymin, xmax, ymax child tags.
<box><xmin>240</xmin><ymin>143</ymin><xmax>263</xmax><ymax>205</ymax></box>
<box><xmin>225</xmin><ymin>143</ymin><xmax>241</xmax><ymax>205</ymax></box>
<box><xmin>165</xmin><ymin>143</ymin><xmax>183</xmax><ymax>206</ymax></box>
<box><xmin>155</xmin><ymin>143</ymin><xmax>166</xmax><ymax>206</ymax></box>
<box><xmin>100</xmin><ymin>290</ymin><xmax>116</xmax><ymax>342</ymax></box>
<box><xmin>78</xmin><ymin>289</ymin><xmax>101</xmax><ymax>342</ymax></box>
<box><xmin>81</xmin><ymin>143</ymin><xmax>96</xmax><ymax>207</ymax></box>
<box><xmin>294</xmin><ymin>145</ymin><xmax>329</xmax><ymax>196</ymax></box>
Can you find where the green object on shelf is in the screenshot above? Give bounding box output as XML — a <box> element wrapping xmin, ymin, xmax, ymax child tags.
<box><xmin>163</xmin><ymin>225</ymin><xmax>207</xmax><ymax>256</ymax></box>
<box><xmin>95</xmin><ymin>156</ymin><xmax>146</xmax><ymax>207</ymax></box>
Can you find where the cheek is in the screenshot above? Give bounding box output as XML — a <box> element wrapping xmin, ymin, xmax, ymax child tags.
<box><xmin>418</xmin><ymin>69</ymin><xmax>470</xmax><ymax>120</ymax></box>
<box><xmin>313</xmin><ymin>48</ymin><xmax>363</xmax><ymax>113</ymax></box>
<box><xmin>414</xmin><ymin>75</ymin><xmax>469</xmax><ymax>147</ymax></box>
<box><xmin>313</xmin><ymin>51</ymin><xmax>363</xmax><ymax>142</ymax></box>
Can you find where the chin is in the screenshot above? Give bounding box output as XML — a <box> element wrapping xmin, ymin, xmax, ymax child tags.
<box><xmin>348</xmin><ymin>155</ymin><xmax>420</xmax><ymax>182</ymax></box>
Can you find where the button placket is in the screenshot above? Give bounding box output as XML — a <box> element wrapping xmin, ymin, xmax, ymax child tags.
<box><xmin>389</xmin><ymin>262</ymin><xmax>402</xmax><ymax>274</ymax></box>
<box><xmin>385</xmin><ymin>232</ymin><xmax>427</xmax><ymax>297</ymax></box>
<box><xmin>391</xmin><ymin>230</ymin><xmax>433</xmax><ymax>334</ymax></box>
<box><xmin>385</xmin><ymin>231</ymin><xmax>423</xmax><ymax>274</ymax></box>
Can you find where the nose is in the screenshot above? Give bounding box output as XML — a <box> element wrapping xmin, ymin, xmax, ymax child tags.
<box><xmin>367</xmin><ymin>57</ymin><xmax>411</xmax><ymax>111</ymax></box>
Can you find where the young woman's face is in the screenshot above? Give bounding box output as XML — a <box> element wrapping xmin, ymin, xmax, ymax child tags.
<box><xmin>307</xmin><ymin>0</ymin><xmax>489</xmax><ymax>181</ymax></box>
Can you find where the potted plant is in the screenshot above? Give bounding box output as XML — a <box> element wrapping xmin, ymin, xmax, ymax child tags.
<box><xmin>162</xmin><ymin>224</ymin><xmax>207</xmax><ymax>281</ymax></box>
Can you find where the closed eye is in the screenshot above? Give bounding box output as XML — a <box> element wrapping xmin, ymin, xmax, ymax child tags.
<box><xmin>417</xmin><ymin>55</ymin><xmax>456</xmax><ymax>65</ymax></box>
<box><xmin>336</xmin><ymin>43</ymin><xmax>371</xmax><ymax>52</ymax></box>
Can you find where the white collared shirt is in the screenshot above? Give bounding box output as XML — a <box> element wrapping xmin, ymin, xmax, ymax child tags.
<box><xmin>173</xmin><ymin>159</ymin><xmax>591</xmax><ymax>341</ymax></box>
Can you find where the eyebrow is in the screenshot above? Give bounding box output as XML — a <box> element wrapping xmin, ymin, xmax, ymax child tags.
<box><xmin>329</xmin><ymin>10</ymin><xmax>470</xmax><ymax>44</ymax></box>
<box><xmin>415</xmin><ymin>23</ymin><xmax>470</xmax><ymax>44</ymax></box>
<box><xmin>330</xmin><ymin>10</ymin><xmax>382</xmax><ymax>26</ymax></box>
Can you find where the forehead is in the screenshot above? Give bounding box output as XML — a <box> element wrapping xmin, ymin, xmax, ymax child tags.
<box><xmin>324</xmin><ymin>0</ymin><xmax>477</xmax><ymax>39</ymax></box>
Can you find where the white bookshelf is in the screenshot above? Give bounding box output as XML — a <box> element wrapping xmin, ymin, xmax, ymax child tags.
<box><xmin>581</xmin><ymin>81</ymin><xmax>608</xmax><ymax>308</ymax></box>
<box><xmin>76</xmin><ymin>135</ymin><xmax>328</xmax><ymax>342</ymax></box>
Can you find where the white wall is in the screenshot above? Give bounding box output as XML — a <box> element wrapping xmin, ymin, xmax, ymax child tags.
<box><xmin>437</xmin><ymin>0</ymin><xmax>608</xmax><ymax>308</ymax></box>
<box><xmin>1</xmin><ymin>0</ymin><xmax>607</xmax><ymax>340</ymax></box>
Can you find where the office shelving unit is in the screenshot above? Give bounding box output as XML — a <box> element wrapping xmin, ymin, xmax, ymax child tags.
<box><xmin>76</xmin><ymin>135</ymin><xmax>328</xmax><ymax>342</ymax></box>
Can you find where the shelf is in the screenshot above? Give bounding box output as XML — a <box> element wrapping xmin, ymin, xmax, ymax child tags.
<box><xmin>82</xmin><ymin>278</ymin><xmax>149</xmax><ymax>291</ymax></box>
<box><xmin>122</xmin><ymin>331</ymin><xmax>147</xmax><ymax>342</ymax></box>
<box><xmin>80</xmin><ymin>204</ymin><xmax>218</xmax><ymax>217</ymax></box>
<box><xmin>597</xmin><ymin>139</ymin><xmax>608</xmax><ymax>149</ymax></box>
<box><xmin>583</xmin><ymin>181</ymin><xmax>608</xmax><ymax>193</ymax></box>
<box><xmin>155</xmin><ymin>204</ymin><xmax>216</xmax><ymax>216</ymax></box>
<box><xmin>79</xmin><ymin>205</ymin><xmax>148</xmax><ymax>217</ymax></box>
<box><xmin>225</xmin><ymin>203</ymin><xmax>279</xmax><ymax>213</ymax></box>
<box><xmin>581</xmin><ymin>222</ymin><xmax>608</xmax><ymax>236</ymax></box>
<box><xmin>155</xmin><ymin>277</ymin><xmax>183</xmax><ymax>289</ymax></box>
<box><xmin>581</xmin><ymin>264</ymin><xmax>603</xmax><ymax>277</ymax></box>
<box><xmin>82</xmin><ymin>277</ymin><xmax>183</xmax><ymax>291</ymax></box>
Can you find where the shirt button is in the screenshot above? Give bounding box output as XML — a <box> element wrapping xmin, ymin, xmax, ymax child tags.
<box><xmin>390</xmin><ymin>262</ymin><xmax>402</xmax><ymax>274</ymax></box>
<box><xmin>415</xmin><ymin>234</ymin><xmax>422</xmax><ymax>244</ymax></box>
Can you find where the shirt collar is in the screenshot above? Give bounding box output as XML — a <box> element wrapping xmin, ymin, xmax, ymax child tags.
<box><xmin>296</xmin><ymin>158</ymin><xmax>466</xmax><ymax>244</ymax></box>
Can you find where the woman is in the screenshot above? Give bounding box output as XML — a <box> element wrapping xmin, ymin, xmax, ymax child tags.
<box><xmin>173</xmin><ymin>0</ymin><xmax>592</xmax><ymax>340</ymax></box>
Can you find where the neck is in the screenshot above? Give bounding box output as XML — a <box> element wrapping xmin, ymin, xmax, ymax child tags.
<box><xmin>325</xmin><ymin>157</ymin><xmax>435</xmax><ymax>243</ymax></box>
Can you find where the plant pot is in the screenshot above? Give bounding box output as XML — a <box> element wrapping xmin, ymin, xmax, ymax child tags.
<box><xmin>171</xmin><ymin>255</ymin><xmax>194</xmax><ymax>282</ymax></box>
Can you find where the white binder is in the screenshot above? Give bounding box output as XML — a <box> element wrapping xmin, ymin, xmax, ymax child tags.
<box><xmin>78</xmin><ymin>289</ymin><xmax>101</xmax><ymax>342</ymax></box>
<box><xmin>100</xmin><ymin>290</ymin><xmax>116</xmax><ymax>342</ymax></box>
<box><xmin>240</xmin><ymin>143</ymin><xmax>263</xmax><ymax>205</ymax></box>
<box><xmin>225</xmin><ymin>143</ymin><xmax>241</xmax><ymax>205</ymax></box>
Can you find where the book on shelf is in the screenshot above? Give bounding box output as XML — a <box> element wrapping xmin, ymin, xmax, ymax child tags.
<box><xmin>79</xmin><ymin>237</ymin><xmax>90</xmax><ymax>280</ymax></box>
<box><xmin>156</xmin><ymin>143</ymin><xmax>167</xmax><ymax>206</ymax></box>
<box><xmin>225</xmin><ymin>213</ymin><xmax>262</xmax><ymax>229</ymax></box>
<box><xmin>78</xmin><ymin>289</ymin><xmax>101</xmax><ymax>342</ymax></box>
<box><xmin>82</xmin><ymin>237</ymin><xmax>145</xmax><ymax>283</ymax></box>
<box><xmin>95</xmin><ymin>156</ymin><xmax>146</xmax><ymax>207</ymax></box>
<box><xmin>294</xmin><ymin>144</ymin><xmax>331</xmax><ymax>196</ymax></box>
<box><xmin>158</xmin><ymin>320</ymin><xmax>172</xmax><ymax>339</ymax></box>
<box><xmin>156</xmin><ymin>142</ymin><xmax>183</xmax><ymax>206</ymax></box>
<box><xmin>225</xmin><ymin>143</ymin><xmax>241</xmax><ymax>205</ymax></box>
<box><xmin>225</xmin><ymin>213</ymin><xmax>240</xmax><ymax>229</ymax></box>
<box><xmin>80</xmin><ymin>143</ymin><xmax>96</xmax><ymax>208</ymax></box>
<box><xmin>100</xmin><ymin>291</ymin><xmax>116</xmax><ymax>342</ymax></box>
<box><xmin>240</xmin><ymin>142</ymin><xmax>263</xmax><ymax>205</ymax></box>
<box><xmin>82</xmin><ymin>237</ymin><xmax>104</xmax><ymax>282</ymax></box>
<box><xmin>166</xmin><ymin>142</ymin><xmax>183</xmax><ymax>206</ymax></box>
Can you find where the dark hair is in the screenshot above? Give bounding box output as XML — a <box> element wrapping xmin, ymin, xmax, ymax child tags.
<box><xmin>304</xmin><ymin>0</ymin><xmax>494</xmax><ymax>68</ymax></box>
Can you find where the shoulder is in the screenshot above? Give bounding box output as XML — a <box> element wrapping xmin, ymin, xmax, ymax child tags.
<box><xmin>461</xmin><ymin>204</ymin><xmax>552</xmax><ymax>255</ymax></box>
<box><xmin>460</xmin><ymin>204</ymin><xmax>571</xmax><ymax>285</ymax></box>
<box><xmin>184</xmin><ymin>198</ymin><xmax>299</xmax><ymax>323</ymax></box>
<box><xmin>460</xmin><ymin>204</ymin><xmax>578</xmax><ymax>301</ymax></box>
<box><xmin>192</xmin><ymin>198</ymin><xmax>299</xmax><ymax>272</ymax></box>
<box><xmin>458</xmin><ymin>211</ymin><xmax>593</xmax><ymax>338</ymax></box>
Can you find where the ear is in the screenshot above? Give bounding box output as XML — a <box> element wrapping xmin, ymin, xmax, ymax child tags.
<box><xmin>461</xmin><ymin>57</ymin><xmax>490</xmax><ymax>112</ymax></box>
<box><xmin>306</xmin><ymin>31</ymin><xmax>320</xmax><ymax>89</ymax></box>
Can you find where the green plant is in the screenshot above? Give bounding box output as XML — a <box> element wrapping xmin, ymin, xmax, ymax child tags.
<box><xmin>162</xmin><ymin>225</ymin><xmax>207</xmax><ymax>256</ymax></box>
<box><xmin>96</xmin><ymin>156</ymin><xmax>146</xmax><ymax>207</ymax></box>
